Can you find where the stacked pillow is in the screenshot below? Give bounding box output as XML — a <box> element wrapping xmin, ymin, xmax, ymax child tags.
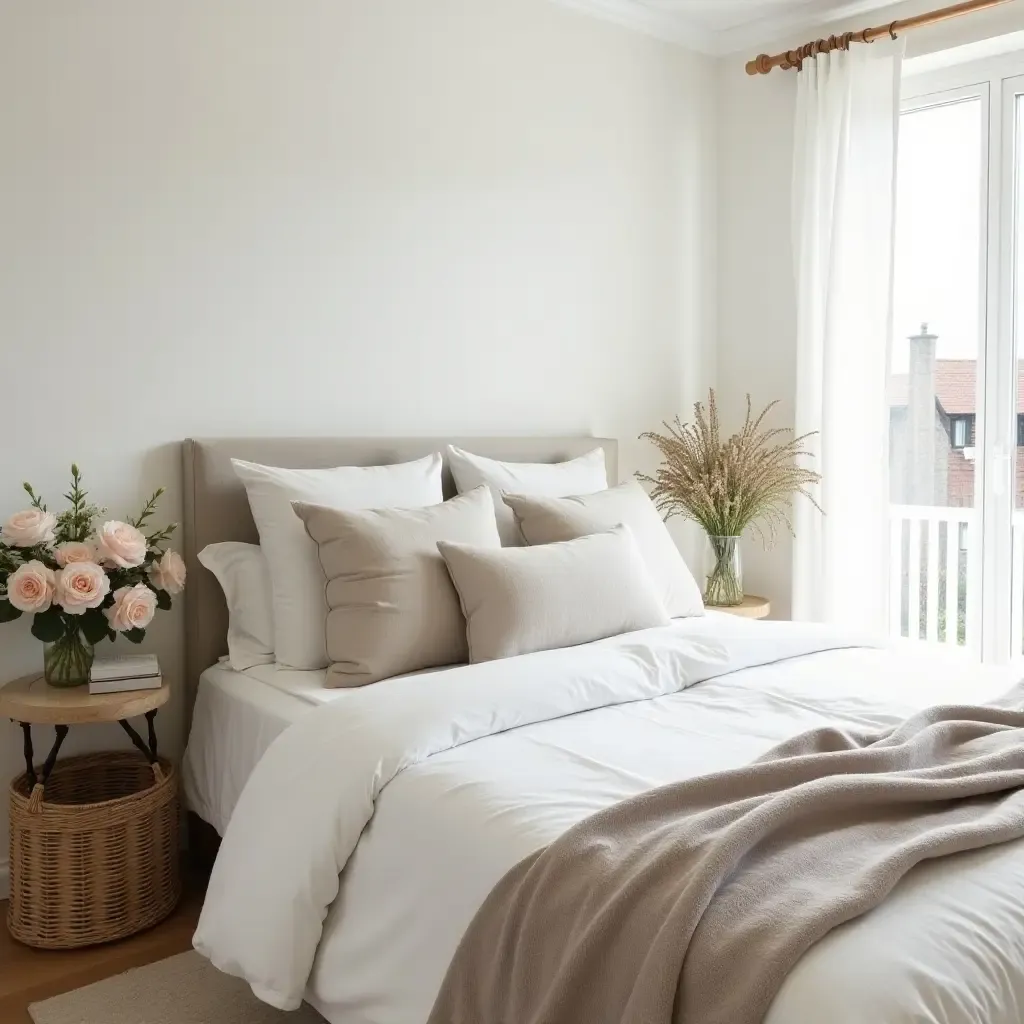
<box><xmin>447</xmin><ymin>445</ymin><xmax>607</xmax><ymax>545</ymax></box>
<box><xmin>197</xmin><ymin>542</ymin><xmax>274</xmax><ymax>672</ymax></box>
<box><xmin>292</xmin><ymin>486</ymin><xmax>500</xmax><ymax>687</ymax></box>
<box><xmin>200</xmin><ymin>446</ymin><xmax>705</xmax><ymax>685</ymax></box>
<box><xmin>503</xmin><ymin>480</ymin><xmax>705</xmax><ymax>620</ymax></box>
<box><xmin>439</xmin><ymin>524</ymin><xmax>670</xmax><ymax>664</ymax></box>
<box><xmin>231</xmin><ymin>455</ymin><xmax>443</xmax><ymax>670</ymax></box>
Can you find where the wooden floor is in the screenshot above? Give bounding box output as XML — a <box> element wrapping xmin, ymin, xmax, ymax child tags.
<box><xmin>0</xmin><ymin>872</ymin><xmax>205</xmax><ymax>1023</ymax></box>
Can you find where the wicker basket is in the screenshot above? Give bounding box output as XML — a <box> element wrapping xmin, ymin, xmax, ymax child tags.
<box><xmin>8</xmin><ymin>751</ymin><xmax>180</xmax><ymax>949</ymax></box>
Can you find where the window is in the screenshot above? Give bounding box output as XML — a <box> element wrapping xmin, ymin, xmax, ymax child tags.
<box><xmin>950</xmin><ymin>415</ymin><xmax>974</xmax><ymax>449</ymax></box>
<box><xmin>890</xmin><ymin>52</ymin><xmax>1024</xmax><ymax>664</ymax></box>
<box><xmin>889</xmin><ymin>82</ymin><xmax>984</xmax><ymax>652</ymax></box>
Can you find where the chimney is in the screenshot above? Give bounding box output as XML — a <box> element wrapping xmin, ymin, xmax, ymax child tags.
<box><xmin>907</xmin><ymin>323</ymin><xmax>938</xmax><ymax>506</ymax></box>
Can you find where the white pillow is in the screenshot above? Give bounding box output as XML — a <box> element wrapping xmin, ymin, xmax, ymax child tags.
<box><xmin>439</xmin><ymin>525</ymin><xmax>670</xmax><ymax>664</ymax></box>
<box><xmin>232</xmin><ymin>454</ymin><xmax>444</xmax><ymax>669</ymax></box>
<box><xmin>446</xmin><ymin>445</ymin><xmax>607</xmax><ymax>545</ymax></box>
<box><xmin>197</xmin><ymin>542</ymin><xmax>275</xmax><ymax>672</ymax></box>
<box><xmin>503</xmin><ymin>480</ymin><xmax>705</xmax><ymax>619</ymax></box>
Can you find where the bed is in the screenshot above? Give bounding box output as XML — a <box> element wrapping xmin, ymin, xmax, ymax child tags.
<box><xmin>181</xmin><ymin>437</ymin><xmax>1024</xmax><ymax>1024</ymax></box>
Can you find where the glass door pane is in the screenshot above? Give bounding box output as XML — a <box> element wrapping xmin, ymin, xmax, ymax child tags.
<box><xmin>889</xmin><ymin>95</ymin><xmax>984</xmax><ymax>651</ymax></box>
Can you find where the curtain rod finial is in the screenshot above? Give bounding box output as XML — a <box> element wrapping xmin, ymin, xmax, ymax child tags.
<box><xmin>746</xmin><ymin>54</ymin><xmax>772</xmax><ymax>75</ymax></box>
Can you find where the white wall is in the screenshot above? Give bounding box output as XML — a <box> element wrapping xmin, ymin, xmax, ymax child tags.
<box><xmin>716</xmin><ymin>59</ymin><xmax>797</xmax><ymax>614</ymax></box>
<box><xmin>0</xmin><ymin>0</ymin><xmax>716</xmax><ymax>891</ymax></box>
<box><xmin>716</xmin><ymin>0</ymin><xmax>1024</xmax><ymax>617</ymax></box>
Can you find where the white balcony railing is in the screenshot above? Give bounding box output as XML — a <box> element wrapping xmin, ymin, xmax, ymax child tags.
<box><xmin>889</xmin><ymin>504</ymin><xmax>1024</xmax><ymax>653</ymax></box>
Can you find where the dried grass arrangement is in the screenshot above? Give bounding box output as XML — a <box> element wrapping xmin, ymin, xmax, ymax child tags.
<box><xmin>639</xmin><ymin>390</ymin><xmax>822</xmax><ymax>605</ymax></box>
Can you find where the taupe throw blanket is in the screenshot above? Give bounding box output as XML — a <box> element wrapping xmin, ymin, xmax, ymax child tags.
<box><xmin>428</xmin><ymin>685</ymin><xmax>1024</xmax><ymax>1024</ymax></box>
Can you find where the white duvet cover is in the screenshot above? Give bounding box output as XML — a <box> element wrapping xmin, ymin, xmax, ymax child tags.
<box><xmin>194</xmin><ymin>617</ymin><xmax>1024</xmax><ymax>1024</ymax></box>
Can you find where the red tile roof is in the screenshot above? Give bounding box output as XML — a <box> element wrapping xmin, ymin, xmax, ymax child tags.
<box><xmin>890</xmin><ymin>360</ymin><xmax>1024</xmax><ymax>416</ymax></box>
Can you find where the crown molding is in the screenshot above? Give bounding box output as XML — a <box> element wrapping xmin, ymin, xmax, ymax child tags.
<box><xmin>547</xmin><ymin>0</ymin><xmax>718</xmax><ymax>51</ymax></box>
<box><xmin>548</xmin><ymin>0</ymin><xmax>904</xmax><ymax>56</ymax></box>
<box><xmin>714</xmin><ymin>0</ymin><xmax>907</xmax><ymax>55</ymax></box>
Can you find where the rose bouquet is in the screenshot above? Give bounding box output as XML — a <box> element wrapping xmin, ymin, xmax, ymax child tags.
<box><xmin>0</xmin><ymin>466</ymin><xmax>185</xmax><ymax>687</ymax></box>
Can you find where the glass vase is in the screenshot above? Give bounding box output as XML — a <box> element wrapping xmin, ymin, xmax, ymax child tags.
<box><xmin>43</xmin><ymin>631</ymin><xmax>94</xmax><ymax>688</ymax></box>
<box><xmin>704</xmin><ymin>535</ymin><xmax>743</xmax><ymax>607</ymax></box>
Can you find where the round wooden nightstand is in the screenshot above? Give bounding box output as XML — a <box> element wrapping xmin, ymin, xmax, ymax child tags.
<box><xmin>709</xmin><ymin>595</ymin><xmax>771</xmax><ymax>619</ymax></box>
<box><xmin>0</xmin><ymin>673</ymin><xmax>168</xmax><ymax>786</ymax></box>
<box><xmin>0</xmin><ymin>673</ymin><xmax>179</xmax><ymax>949</ymax></box>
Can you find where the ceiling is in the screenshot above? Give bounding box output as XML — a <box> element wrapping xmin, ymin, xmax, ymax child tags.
<box><xmin>552</xmin><ymin>0</ymin><xmax>904</xmax><ymax>54</ymax></box>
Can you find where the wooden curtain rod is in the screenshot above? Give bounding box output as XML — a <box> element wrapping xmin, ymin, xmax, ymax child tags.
<box><xmin>746</xmin><ymin>0</ymin><xmax>1014</xmax><ymax>75</ymax></box>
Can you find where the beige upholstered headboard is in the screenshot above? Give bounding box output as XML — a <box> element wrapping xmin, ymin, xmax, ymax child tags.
<box><xmin>181</xmin><ymin>437</ymin><xmax>618</xmax><ymax>722</ymax></box>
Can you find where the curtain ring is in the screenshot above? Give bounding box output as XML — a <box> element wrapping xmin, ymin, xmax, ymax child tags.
<box><xmin>889</xmin><ymin>21</ymin><xmax>898</xmax><ymax>40</ymax></box>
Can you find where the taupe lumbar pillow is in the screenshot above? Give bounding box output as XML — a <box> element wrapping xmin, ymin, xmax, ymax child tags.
<box><xmin>503</xmin><ymin>480</ymin><xmax>705</xmax><ymax>619</ymax></box>
<box><xmin>292</xmin><ymin>485</ymin><xmax>500</xmax><ymax>687</ymax></box>
<box><xmin>438</xmin><ymin>525</ymin><xmax>670</xmax><ymax>664</ymax></box>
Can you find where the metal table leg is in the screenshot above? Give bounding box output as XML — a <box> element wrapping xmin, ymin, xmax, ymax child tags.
<box><xmin>17</xmin><ymin>722</ymin><xmax>69</xmax><ymax>787</ymax></box>
<box><xmin>118</xmin><ymin>708</ymin><xmax>159</xmax><ymax>764</ymax></box>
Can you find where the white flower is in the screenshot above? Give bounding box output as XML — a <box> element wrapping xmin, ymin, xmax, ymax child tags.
<box><xmin>54</xmin><ymin>541</ymin><xmax>96</xmax><ymax>567</ymax></box>
<box><xmin>7</xmin><ymin>561</ymin><xmax>55</xmax><ymax>613</ymax></box>
<box><xmin>93</xmin><ymin>521</ymin><xmax>147</xmax><ymax>569</ymax></box>
<box><xmin>55</xmin><ymin>561</ymin><xmax>110</xmax><ymax>615</ymax></box>
<box><xmin>148</xmin><ymin>549</ymin><xmax>186</xmax><ymax>595</ymax></box>
<box><xmin>2</xmin><ymin>509</ymin><xmax>57</xmax><ymax>548</ymax></box>
<box><xmin>104</xmin><ymin>584</ymin><xmax>157</xmax><ymax>632</ymax></box>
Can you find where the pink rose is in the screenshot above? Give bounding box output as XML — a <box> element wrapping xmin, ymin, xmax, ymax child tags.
<box><xmin>55</xmin><ymin>561</ymin><xmax>110</xmax><ymax>615</ymax></box>
<box><xmin>148</xmin><ymin>549</ymin><xmax>186</xmax><ymax>595</ymax></box>
<box><xmin>6</xmin><ymin>560</ymin><xmax>55</xmax><ymax>613</ymax></box>
<box><xmin>93</xmin><ymin>521</ymin><xmax>147</xmax><ymax>569</ymax></box>
<box><xmin>104</xmin><ymin>584</ymin><xmax>157</xmax><ymax>632</ymax></box>
<box><xmin>54</xmin><ymin>541</ymin><xmax>96</xmax><ymax>567</ymax></box>
<box><xmin>2</xmin><ymin>509</ymin><xmax>57</xmax><ymax>548</ymax></box>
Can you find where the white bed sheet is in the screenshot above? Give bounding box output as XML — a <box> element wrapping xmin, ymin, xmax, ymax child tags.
<box><xmin>298</xmin><ymin>642</ymin><xmax>1024</xmax><ymax>1024</ymax></box>
<box><xmin>183</xmin><ymin>661</ymin><xmax>455</xmax><ymax>833</ymax></box>
<box><xmin>182</xmin><ymin>664</ymin><xmax>316</xmax><ymax>834</ymax></box>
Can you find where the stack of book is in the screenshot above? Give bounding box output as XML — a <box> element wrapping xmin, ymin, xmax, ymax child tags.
<box><xmin>88</xmin><ymin>655</ymin><xmax>161</xmax><ymax>695</ymax></box>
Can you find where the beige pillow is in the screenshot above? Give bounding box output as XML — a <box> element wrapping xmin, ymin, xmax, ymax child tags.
<box><xmin>292</xmin><ymin>486</ymin><xmax>500</xmax><ymax>687</ymax></box>
<box><xmin>439</xmin><ymin>525</ymin><xmax>670</xmax><ymax>664</ymax></box>
<box><xmin>503</xmin><ymin>480</ymin><xmax>705</xmax><ymax>619</ymax></box>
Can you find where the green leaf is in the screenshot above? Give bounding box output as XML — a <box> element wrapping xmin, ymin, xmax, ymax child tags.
<box><xmin>79</xmin><ymin>607</ymin><xmax>110</xmax><ymax>645</ymax></box>
<box><xmin>30</xmin><ymin>607</ymin><xmax>67</xmax><ymax>643</ymax></box>
<box><xmin>23</xmin><ymin>482</ymin><xmax>46</xmax><ymax>512</ymax></box>
<box><xmin>155</xmin><ymin>589</ymin><xmax>172</xmax><ymax>611</ymax></box>
<box><xmin>107</xmin><ymin>568</ymin><xmax>134</xmax><ymax>591</ymax></box>
<box><xmin>130</xmin><ymin>488</ymin><xmax>164</xmax><ymax>530</ymax></box>
<box><xmin>0</xmin><ymin>600</ymin><xmax>22</xmax><ymax>623</ymax></box>
<box><xmin>123</xmin><ymin>628</ymin><xmax>146</xmax><ymax>645</ymax></box>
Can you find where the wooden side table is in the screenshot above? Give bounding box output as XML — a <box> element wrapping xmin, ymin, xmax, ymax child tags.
<box><xmin>709</xmin><ymin>595</ymin><xmax>771</xmax><ymax>620</ymax></box>
<box><xmin>0</xmin><ymin>674</ymin><xmax>179</xmax><ymax>949</ymax></box>
<box><xmin>0</xmin><ymin>673</ymin><xmax>168</xmax><ymax>794</ymax></box>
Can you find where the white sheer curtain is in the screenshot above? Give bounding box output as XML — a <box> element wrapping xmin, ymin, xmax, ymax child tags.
<box><xmin>791</xmin><ymin>38</ymin><xmax>904</xmax><ymax>634</ymax></box>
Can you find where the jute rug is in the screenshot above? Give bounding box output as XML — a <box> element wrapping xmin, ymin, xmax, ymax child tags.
<box><xmin>29</xmin><ymin>950</ymin><xmax>327</xmax><ymax>1024</ymax></box>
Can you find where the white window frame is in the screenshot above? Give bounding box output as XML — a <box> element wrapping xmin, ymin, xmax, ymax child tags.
<box><xmin>1001</xmin><ymin>72</ymin><xmax>1024</xmax><ymax>662</ymax></box>
<box><xmin>900</xmin><ymin>52</ymin><xmax>1024</xmax><ymax>664</ymax></box>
